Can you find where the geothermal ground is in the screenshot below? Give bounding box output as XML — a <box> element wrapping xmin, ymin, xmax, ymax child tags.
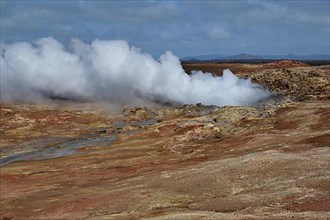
<box><xmin>1</xmin><ymin>61</ymin><xmax>329</xmax><ymax>219</ymax></box>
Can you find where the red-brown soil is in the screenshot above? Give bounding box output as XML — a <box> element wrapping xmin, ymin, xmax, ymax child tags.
<box><xmin>1</xmin><ymin>64</ymin><xmax>329</xmax><ymax>219</ymax></box>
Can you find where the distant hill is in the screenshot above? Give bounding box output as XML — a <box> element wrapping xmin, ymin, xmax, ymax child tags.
<box><xmin>182</xmin><ymin>53</ymin><xmax>330</xmax><ymax>61</ymax></box>
<box><xmin>260</xmin><ymin>54</ymin><xmax>330</xmax><ymax>60</ymax></box>
<box><xmin>182</xmin><ymin>54</ymin><xmax>228</xmax><ymax>61</ymax></box>
<box><xmin>226</xmin><ymin>53</ymin><xmax>261</xmax><ymax>60</ymax></box>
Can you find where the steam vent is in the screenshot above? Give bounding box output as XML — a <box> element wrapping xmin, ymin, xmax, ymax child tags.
<box><xmin>1</xmin><ymin>54</ymin><xmax>329</xmax><ymax>218</ymax></box>
<box><xmin>1</xmin><ymin>1</ymin><xmax>330</xmax><ymax>219</ymax></box>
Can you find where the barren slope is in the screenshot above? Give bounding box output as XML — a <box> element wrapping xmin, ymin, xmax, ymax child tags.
<box><xmin>1</xmin><ymin>65</ymin><xmax>329</xmax><ymax>219</ymax></box>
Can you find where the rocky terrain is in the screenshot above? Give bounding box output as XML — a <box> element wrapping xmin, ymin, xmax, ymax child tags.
<box><xmin>1</xmin><ymin>63</ymin><xmax>329</xmax><ymax>219</ymax></box>
<box><xmin>261</xmin><ymin>60</ymin><xmax>310</xmax><ymax>68</ymax></box>
<box><xmin>182</xmin><ymin>59</ymin><xmax>318</xmax><ymax>77</ymax></box>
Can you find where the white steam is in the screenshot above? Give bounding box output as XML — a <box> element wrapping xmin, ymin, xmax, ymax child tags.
<box><xmin>1</xmin><ymin>37</ymin><xmax>270</xmax><ymax>106</ymax></box>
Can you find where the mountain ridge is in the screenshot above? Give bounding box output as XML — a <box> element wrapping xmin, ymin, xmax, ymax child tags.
<box><xmin>182</xmin><ymin>53</ymin><xmax>330</xmax><ymax>61</ymax></box>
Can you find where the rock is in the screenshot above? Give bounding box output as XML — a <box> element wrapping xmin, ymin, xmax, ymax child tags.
<box><xmin>262</xmin><ymin>60</ymin><xmax>310</xmax><ymax>68</ymax></box>
<box><xmin>251</xmin><ymin>66</ymin><xmax>330</xmax><ymax>101</ymax></box>
<box><xmin>123</xmin><ymin>107</ymin><xmax>154</xmax><ymax>120</ymax></box>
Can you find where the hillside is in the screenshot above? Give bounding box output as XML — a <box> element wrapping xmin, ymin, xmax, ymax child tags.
<box><xmin>1</xmin><ymin>64</ymin><xmax>329</xmax><ymax>219</ymax></box>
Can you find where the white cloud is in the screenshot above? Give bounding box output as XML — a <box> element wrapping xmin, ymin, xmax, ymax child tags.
<box><xmin>1</xmin><ymin>1</ymin><xmax>329</xmax><ymax>56</ymax></box>
<box><xmin>138</xmin><ymin>2</ymin><xmax>179</xmax><ymax>20</ymax></box>
<box><xmin>243</xmin><ymin>1</ymin><xmax>329</xmax><ymax>26</ymax></box>
<box><xmin>1</xmin><ymin>9</ymin><xmax>52</xmax><ymax>30</ymax></box>
<box><xmin>208</xmin><ymin>26</ymin><xmax>232</xmax><ymax>40</ymax></box>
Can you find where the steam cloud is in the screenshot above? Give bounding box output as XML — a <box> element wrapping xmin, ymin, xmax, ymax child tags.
<box><xmin>1</xmin><ymin>37</ymin><xmax>270</xmax><ymax>106</ymax></box>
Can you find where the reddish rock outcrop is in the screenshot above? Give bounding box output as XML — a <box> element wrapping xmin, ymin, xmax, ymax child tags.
<box><xmin>262</xmin><ymin>60</ymin><xmax>310</xmax><ymax>68</ymax></box>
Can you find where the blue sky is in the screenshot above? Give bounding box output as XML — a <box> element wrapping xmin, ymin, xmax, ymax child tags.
<box><xmin>1</xmin><ymin>0</ymin><xmax>329</xmax><ymax>58</ymax></box>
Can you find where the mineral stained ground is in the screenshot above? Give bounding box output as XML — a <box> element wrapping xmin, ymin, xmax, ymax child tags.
<box><xmin>1</xmin><ymin>61</ymin><xmax>329</xmax><ymax>219</ymax></box>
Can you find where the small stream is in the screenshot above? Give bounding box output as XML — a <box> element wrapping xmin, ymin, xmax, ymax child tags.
<box><xmin>0</xmin><ymin>134</ymin><xmax>117</xmax><ymax>166</ymax></box>
<box><xmin>0</xmin><ymin>118</ymin><xmax>158</xmax><ymax>166</ymax></box>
